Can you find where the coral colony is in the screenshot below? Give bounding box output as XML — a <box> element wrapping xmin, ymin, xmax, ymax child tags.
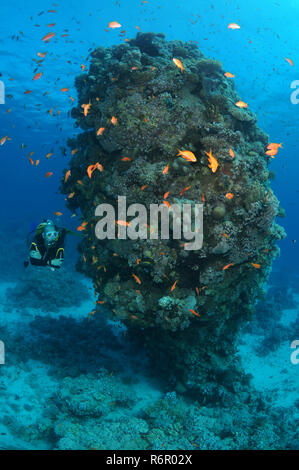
<box><xmin>61</xmin><ymin>32</ymin><xmax>285</xmax><ymax>397</ymax></box>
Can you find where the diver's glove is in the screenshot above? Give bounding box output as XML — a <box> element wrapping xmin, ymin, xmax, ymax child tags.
<box><xmin>50</xmin><ymin>258</ymin><xmax>63</xmax><ymax>268</ymax></box>
<box><xmin>29</xmin><ymin>249</ymin><xmax>42</xmax><ymax>260</ymax></box>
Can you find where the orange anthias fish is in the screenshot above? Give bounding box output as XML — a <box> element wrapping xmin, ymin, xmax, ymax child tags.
<box><xmin>223</xmin><ymin>263</ymin><xmax>234</xmax><ymax>270</ymax></box>
<box><xmin>228</xmin><ymin>23</ymin><xmax>241</xmax><ymax>29</ymax></box>
<box><xmin>171</xmin><ymin>280</ymin><xmax>178</xmax><ymax>291</ymax></box>
<box><xmin>189</xmin><ymin>309</ymin><xmax>200</xmax><ymax>317</ymax></box>
<box><xmin>267</xmin><ymin>142</ymin><xmax>283</xmax><ymax>150</ymax></box>
<box><xmin>285</xmin><ymin>57</ymin><xmax>294</xmax><ymax>66</ymax></box>
<box><xmin>82</xmin><ymin>103</ymin><xmax>91</xmax><ymax>116</ymax></box>
<box><xmin>0</xmin><ymin>135</ymin><xmax>9</xmax><ymax>146</ymax></box>
<box><xmin>108</xmin><ymin>21</ymin><xmax>122</xmax><ymax>28</ymax></box>
<box><xmin>235</xmin><ymin>101</ymin><xmax>248</xmax><ymax>108</ymax></box>
<box><xmin>64</xmin><ymin>170</ymin><xmax>71</xmax><ymax>183</ymax></box>
<box><xmin>116</xmin><ymin>220</ymin><xmax>130</xmax><ymax>227</ymax></box>
<box><xmin>177</xmin><ymin>149</ymin><xmax>197</xmax><ymax>162</ymax></box>
<box><xmin>132</xmin><ymin>273</ymin><xmax>141</xmax><ymax>284</ymax></box>
<box><xmin>225</xmin><ymin>192</ymin><xmax>234</xmax><ymax>199</ymax></box>
<box><xmin>205</xmin><ymin>149</ymin><xmax>219</xmax><ymax>173</ymax></box>
<box><xmin>111</xmin><ymin>116</ymin><xmax>117</xmax><ymax>125</ymax></box>
<box><xmin>162</xmin><ymin>164</ymin><xmax>169</xmax><ymax>174</ymax></box>
<box><xmin>172</xmin><ymin>58</ymin><xmax>184</xmax><ymax>71</ymax></box>
<box><xmin>54</xmin><ymin>212</ymin><xmax>63</xmax><ymax>216</ymax></box>
<box><xmin>33</xmin><ymin>72</ymin><xmax>42</xmax><ymax>80</ymax></box>
<box><xmin>87</xmin><ymin>162</ymin><xmax>103</xmax><ymax>178</ymax></box>
<box><xmin>266</xmin><ymin>148</ymin><xmax>278</xmax><ymax>157</ymax></box>
<box><xmin>251</xmin><ymin>263</ymin><xmax>261</xmax><ymax>269</ymax></box>
<box><xmin>45</xmin><ymin>172</ymin><xmax>53</xmax><ymax>178</ymax></box>
<box><xmin>97</xmin><ymin>127</ymin><xmax>105</xmax><ymax>136</ymax></box>
<box><xmin>179</xmin><ymin>186</ymin><xmax>191</xmax><ymax>196</ymax></box>
<box><xmin>229</xmin><ymin>148</ymin><xmax>235</xmax><ymax>158</ymax></box>
<box><xmin>77</xmin><ymin>221</ymin><xmax>88</xmax><ymax>231</ymax></box>
<box><xmin>224</xmin><ymin>72</ymin><xmax>235</xmax><ymax>78</ymax></box>
<box><xmin>60</xmin><ymin>87</ymin><xmax>69</xmax><ymax>92</ymax></box>
<box><xmin>42</xmin><ymin>32</ymin><xmax>56</xmax><ymax>42</ymax></box>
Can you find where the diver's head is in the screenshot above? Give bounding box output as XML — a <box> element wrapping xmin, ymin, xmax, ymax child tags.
<box><xmin>42</xmin><ymin>220</ymin><xmax>59</xmax><ymax>247</ymax></box>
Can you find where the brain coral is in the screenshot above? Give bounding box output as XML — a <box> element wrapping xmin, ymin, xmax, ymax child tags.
<box><xmin>61</xmin><ymin>32</ymin><xmax>285</xmax><ymax>393</ymax></box>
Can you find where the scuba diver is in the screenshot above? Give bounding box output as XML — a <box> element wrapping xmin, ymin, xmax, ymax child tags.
<box><xmin>24</xmin><ymin>220</ymin><xmax>66</xmax><ymax>269</ymax></box>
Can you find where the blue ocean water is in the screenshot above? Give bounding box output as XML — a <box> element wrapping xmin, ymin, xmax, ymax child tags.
<box><xmin>0</xmin><ymin>0</ymin><xmax>298</xmax><ymax>450</ymax></box>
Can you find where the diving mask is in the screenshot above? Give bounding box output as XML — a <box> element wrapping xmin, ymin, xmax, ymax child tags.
<box><xmin>45</xmin><ymin>230</ymin><xmax>59</xmax><ymax>242</ymax></box>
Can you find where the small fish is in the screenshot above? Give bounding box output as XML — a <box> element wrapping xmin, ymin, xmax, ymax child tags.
<box><xmin>0</xmin><ymin>136</ymin><xmax>9</xmax><ymax>146</ymax></box>
<box><xmin>132</xmin><ymin>273</ymin><xmax>141</xmax><ymax>284</ymax></box>
<box><xmin>97</xmin><ymin>127</ymin><xmax>105</xmax><ymax>136</ymax></box>
<box><xmin>60</xmin><ymin>87</ymin><xmax>69</xmax><ymax>92</ymax></box>
<box><xmin>266</xmin><ymin>148</ymin><xmax>277</xmax><ymax>157</ymax></box>
<box><xmin>177</xmin><ymin>149</ymin><xmax>197</xmax><ymax>162</ymax></box>
<box><xmin>45</xmin><ymin>172</ymin><xmax>53</xmax><ymax>178</ymax></box>
<box><xmin>46</xmin><ymin>152</ymin><xmax>53</xmax><ymax>159</ymax></box>
<box><xmin>111</xmin><ymin>116</ymin><xmax>117</xmax><ymax>125</ymax></box>
<box><xmin>37</xmin><ymin>52</ymin><xmax>47</xmax><ymax>58</ymax></box>
<box><xmin>228</xmin><ymin>23</ymin><xmax>240</xmax><ymax>29</ymax></box>
<box><xmin>172</xmin><ymin>58</ymin><xmax>184</xmax><ymax>71</ymax></box>
<box><xmin>68</xmin><ymin>192</ymin><xmax>75</xmax><ymax>198</ymax></box>
<box><xmin>179</xmin><ymin>186</ymin><xmax>191</xmax><ymax>196</ymax></box>
<box><xmin>54</xmin><ymin>211</ymin><xmax>62</xmax><ymax>216</ymax></box>
<box><xmin>64</xmin><ymin>170</ymin><xmax>71</xmax><ymax>182</ymax></box>
<box><xmin>285</xmin><ymin>57</ymin><xmax>294</xmax><ymax>66</ymax></box>
<box><xmin>235</xmin><ymin>101</ymin><xmax>248</xmax><ymax>108</ymax></box>
<box><xmin>116</xmin><ymin>220</ymin><xmax>130</xmax><ymax>226</ymax></box>
<box><xmin>205</xmin><ymin>149</ymin><xmax>219</xmax><ymax>173</ymax></box>
<box><xmin>251</xmin><ymin>263</ymin><xmax>261</xmax><ymax>269</ymax></box>
<box><xmin>42</xmin><ymin>32</ymin><xmax>56</xmax><ymax>42</ymax></box>
<box><xmin>223</xmin><ymin>263</ymin><xmax>234</xmax><ymax>270</ymax></box>
<box><xmin>171</xmin><ymin>280</ymin><xmax>178</xmax><ymax>291</ymax></box>
<box><xmin>162</xmin><ymin>164</ymin><xmax>169</xmax><ymax>174</ymax></box>
<box><xmin>225</xmin><ymin>192</ymin><xmax>234</xmax><ymax>199</ymax></box>
<box><xmin>224</xmin><ymin>72</ymin><xmax>235</xmax><ymax>78</ymax></box>
<box><xmin>77</xmin><ymin>222</ymin><xmax>88</xmax><ymax>231</ymax></box>
<box><xmin>140</xmin><ymin>185</ymin><xmax>148</xmax><ymax>190</ymax></box>
<box><xmin>33</xmin><ymin>72</ymin><xmax>42</xmax><ymax>80</ymax></box>
<box><xmin>189</xmin><ymin>309</ymin><xmax>200</xmax><ymax>317</ymax></box>
<box><xmin>121</xmin><ymin>157</ymin><xmax>131</xmax><ymax>161</ymax></box>
<box><xmin>108</xmin><ymin>21</ymin><xmax>122</xmax><ymax>28</ymax></box>
<box><xmin>229</xmin><ymin>148</ymin><xmax>235</xmax><ymax>158</ymax></box>
<box><xmin>82</xmin><ymin>103</ymin><xmax>91</xmax><ymax>116</ymax></box>
<box><xmin>267</xmin><ymin>142</ymin><xmax>283</xmax><ymax>150</ymax></box>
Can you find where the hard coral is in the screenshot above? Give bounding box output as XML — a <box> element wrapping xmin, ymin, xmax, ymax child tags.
<box><xmin>61</xmin><ymin>32</ymin><xmax>285</xmax><ymax>392</ymax></box>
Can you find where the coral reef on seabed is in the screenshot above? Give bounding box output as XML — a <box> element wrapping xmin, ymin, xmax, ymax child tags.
<box><xmin>5</xmin><ymin>267</ymin><xmax>89</xmax><ymax>313</ymax></box>
<box><xmin>60</xmin><ymin>32</ymin><xmax>286</xmax><ymax>396</ymax></box>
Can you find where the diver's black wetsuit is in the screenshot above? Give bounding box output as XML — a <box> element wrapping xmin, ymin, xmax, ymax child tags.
<box><xmin>29</xmin><ymin>228</ymin><xmax>66</xmax><ymax>269</ymax></box>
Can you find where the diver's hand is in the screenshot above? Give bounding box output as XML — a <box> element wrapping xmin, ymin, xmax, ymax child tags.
<box><xmin>30</xmin><ymin>250</ymin><xmax>42</xmax><ymax>260</ymax></box>
<box><xmin>51</xmin><ymin>258</ymin><xmax>63</xmax><ymax>268</ymax></box>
